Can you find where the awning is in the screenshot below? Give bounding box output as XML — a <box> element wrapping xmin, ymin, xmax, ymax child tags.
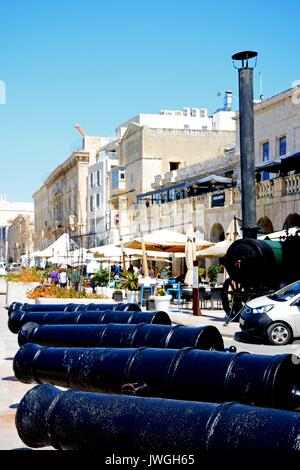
<box><xmin>187</xmin><ymin>174</ymin><xmax>232</xmax><ymax>186</ymax></box>
<box><xmin>255</xmin><ymin>152</ymin><xmax>300</xmax><ymax>173</ymax></box>
<box><xmin>255</xmin><ymin>157</ymin><xmax>282</xmax><ymax>172</ymax></box>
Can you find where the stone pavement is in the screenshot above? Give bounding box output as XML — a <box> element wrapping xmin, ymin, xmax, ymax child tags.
<box><xmin>0</xmin><ymin>295</ymin><xmax>52</xmax><ymax>450</ymax></box>
<box><xmin>168</xmin><ymin>303</ymin><xmax>239</xmax><ymax>338</ymax></box>
<box><xmin>0</xmin><ymin>296</ymin><xmax>238</xmax><ymax>450</ymax></box>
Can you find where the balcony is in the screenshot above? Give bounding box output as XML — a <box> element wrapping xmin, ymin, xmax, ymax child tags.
<box><xmin>111</xmin><ymin>167</ymin><xmax>126</xmax><ymax>196</ymax></box>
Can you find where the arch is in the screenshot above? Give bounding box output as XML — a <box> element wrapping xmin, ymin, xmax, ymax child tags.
<box><xmin>283</xmin><ymin>213</ymin><xmax>300</xmax><ymax>230</ymax></box>
<box><xmin>257</xmin><ymin>216</ymin><xmax>274</xmax><ymax>235</ymax></box>
<box><xmin>210</xmin><ymin>223</ymin><xmax>225</xmax><ymax>242</ymax></box>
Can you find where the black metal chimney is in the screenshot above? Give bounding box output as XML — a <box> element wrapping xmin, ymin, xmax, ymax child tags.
<box><xmin>232</xmin><ymin>50</ymin><xmax>258</xmax><ymax>239</ymax></box>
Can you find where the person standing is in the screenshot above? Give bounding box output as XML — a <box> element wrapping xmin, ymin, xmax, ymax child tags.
<box><xmin>58</xmin><ymin>268</ymin><xmax>68</xmax><ymax>288</ymax></box>
<box><xmin>71</xmin><ymin>269</ymin><xmax>81</xmax><ymax>291</ymax></box>
<box><xmin>50</xmin><ymin>269</ymin><xmax>59</xmax><ymax>285</ymax></box>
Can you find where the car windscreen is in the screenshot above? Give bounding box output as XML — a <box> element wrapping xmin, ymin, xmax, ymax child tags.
<box><xmin>268</xmin><ymin>280</ymin><xmax>300</xmax><ymax>302</ymax></box>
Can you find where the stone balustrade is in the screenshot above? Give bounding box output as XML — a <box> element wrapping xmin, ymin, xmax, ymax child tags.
<box><xmin>256</xmin><ymin>180</ymin><xmax>274</xmax><ymax>199</ymax></box>
<box><xmin>284</xmin><ymin>174</ymin><xmax>300</xmax><ymax>195</ymax></box>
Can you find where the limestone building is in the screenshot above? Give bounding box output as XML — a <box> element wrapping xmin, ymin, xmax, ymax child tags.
<box><xmin>0</xmin><ymin>195</ymin><xmax>34</xmax><ymax>261</ymax></box>
<box><xmin>7</xmin><ymin>214</ymin><xmax>34</xmax><ymax>262</ymax></box>
<box><xmin>135</xmin><ymin>87</ymin><xmax>300</xmax><ymax>246</ymax></box>
<box><xmin>110</xmin><ymin>104</ymin><xmax>236</xmax><ymax>242</ymax></box>
<box><xmin>33</xmin><ymin>135</ymin><xmax>107</xmax><ymax>250</ymax></box>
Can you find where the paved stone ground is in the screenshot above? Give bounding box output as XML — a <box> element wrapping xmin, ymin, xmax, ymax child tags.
<box><xmin>0</xmin><ymin>295</ymin><xmax>53</xmax><ymax>450</ymax></box>
<box><xmin>0</xmin><ymin>296</ymin><xmax>237</xmax><ymax>450</ymax></box>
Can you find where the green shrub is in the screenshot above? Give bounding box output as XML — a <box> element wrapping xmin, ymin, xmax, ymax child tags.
<box><xmin>120</xmin><ymin>271</ymin><xmax>139</xmax><ymax>291</ymax></box>
<box><xmin>156</xmin><ymin>288</ymin><xmax>167</xmax><ymax>296</ymax></box>
<box><xmin>207</xmin><ymin>264</ymin><xmax>221</xmax><ymax>283</ymax></box>
<box><xmin>92</xmin><ymin>268</ymin><xmax>110</xmax><ymax>287</ymax></box>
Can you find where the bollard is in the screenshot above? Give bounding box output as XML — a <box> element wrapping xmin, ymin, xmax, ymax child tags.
<box><xmin>8</xmin><ymin>309</ymin><xmax>171</xmax><ymax>334</ymax></box>
<box><xmin>18</xmin><ymin>322</ymin><xmax>224</xmax><ymax>351</ymax></box>
<box><xmin>13</xmin><ymin>343</ymin><xmax>300</xmax><ymax>410</ymax></box>
<box><xmin>7</xmin><ymin>302</ymin><xmax>141</xmax><ymax>315</ymax></box>
<box><xmin>16</xmin><ymin>383</ymin><xmax>300</xmax><ymax>451</ymax></box>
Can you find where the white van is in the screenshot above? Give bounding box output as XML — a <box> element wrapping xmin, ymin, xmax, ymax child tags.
<box><xmin>0</xmin><ymin>262</ymin><xmax>7</xmax><ymax>276</ymax></box>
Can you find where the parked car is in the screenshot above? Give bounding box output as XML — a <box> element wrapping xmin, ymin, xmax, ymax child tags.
<box><xmin>0</xmin><ymin>262</ymin><xmax>6</xmax><ymax>275</ymax></box>
<box><xmin>6</xmin><ymin>262</ymin><xmax>21</xmax><ymax>272</ymax></box>
<box><xmin>237</xmin><ymin>280</ymin><xmax>300</xmax><ymax>345</ymax></box>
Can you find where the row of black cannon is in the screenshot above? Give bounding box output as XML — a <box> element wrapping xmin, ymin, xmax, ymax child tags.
<box><xmin>11</xmin><ymin>301</ymin><xmax>300</xmax><ymax>451</ymax></box>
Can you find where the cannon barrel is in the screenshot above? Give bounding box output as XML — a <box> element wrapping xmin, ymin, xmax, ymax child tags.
<box><xmin>7</xmin><ymin>301</ymin><xmax>140</xmax><ymax>315</ymax></box>
<box><xmin>16</xmin><ymin>383</ymin><xmax>300</xmax><ymax>451</ymax></box>
<box><xmin>13</xmin><ymin>343</ymin><xmax>300</xmax><ymax>409</ymax></box>
<box><xmin>18</xmin><ymin>322</ymin><xmax>224</xmax><ymax>351</ymax></box>
<box><xmin>8</xmin><ymin>309</ymin><xmax>171</xmax><ymax>334</ymax></box>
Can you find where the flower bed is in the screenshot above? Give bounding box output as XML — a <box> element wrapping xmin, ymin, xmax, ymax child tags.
<box><xmin>6</xmin><ymin>267</ymin><xmax>48</xmax><ymax>283</ymax></box>
<box><xmin>26</xmin><ymin>284</ymin><xmax>108</xmax><ymax>299</ymax></box>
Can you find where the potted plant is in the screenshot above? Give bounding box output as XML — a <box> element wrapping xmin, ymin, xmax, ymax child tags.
<box><xmin>113</xmin><ymin>289</ymin><xmax>123</xmax><ymax>301</ymax></box>
<box><xmin>120</xmin><ymin>271</ymin><xmax>139</xmax><ymax>304</ymax></box>
<box><xmin>153</xmin><ymin>287</ymin><xmax>172</xmax><ymax>312</ymax></box>
<box><xmin>207</xmin><ymin>264</ymin><xmax>221</xmax><ymax>287</ymax></box>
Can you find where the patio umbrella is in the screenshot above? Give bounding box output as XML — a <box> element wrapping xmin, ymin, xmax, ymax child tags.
<box><xmin>197</xmin><ymin>218</ymin><xmax>242</xmax><ymax>258</ymax></box>
<box><xmin>258</xmin><ymin>226</ymin><xmax>300</xmax><ymax>240</ymax></box>
<box><xmin>141</xmin><ymin>236</ymin><xmax>149</xmax><ymax>277</ymax></box>
<box><xmin>124</xmin><ymin>229</ymin><xmax>213</xmax><ymax>253</ymax></box>
<box><xmin>184</xmin><ymin>225</ymin><xmax>196</xmax><ymax>286</ymax></box>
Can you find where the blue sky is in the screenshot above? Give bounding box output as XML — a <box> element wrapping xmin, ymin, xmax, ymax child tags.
<box><xmin>1</xmin><ymin>0</ymin><xmax>299</xmax><ymax>201</ymax></box>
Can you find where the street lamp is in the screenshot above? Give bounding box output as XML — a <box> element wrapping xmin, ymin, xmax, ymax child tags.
<box><xmin>232</xmin><ymin>50</ymin><xmax>258</xmax><ymax>239</ymax></box>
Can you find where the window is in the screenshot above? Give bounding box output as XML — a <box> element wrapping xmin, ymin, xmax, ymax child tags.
<box><xmin>169</xmin><ymin>162</ymin><xmax>180</xmax><ymax>171</ymax></box>
<box><xmin>90</xmin><ymin>195</ymin><xmax>94</xmax><ymax>212</ymax></box>
<box><xmin>96</xmin><ymin>193</ymin><xmax>101</xmax><ymax>210</ymax></box>
<box><xmin>262</xmin><ymin>141</ymin><xmax>269</xmax><ymax>161</ymax></box>
<box><xmin>262</xmin><ymin>141</ymin><xmax>269</xmax><ymax>181</ymax></box>
<box><xmin>184</xmin><ymin>124</ymin><xmax>189</xmax><ymax>129</ymax></box>
<box><xmin>120</xmin><ymin>171</ymin><xmax>125</xmax><ymax>180</ymax></box>
<box><xmin>279</xmin><ymin>136</ymin><xmax>286</xmax><ymax>156</ymax></box>
<box><xmin>90</xmin><ymin>173</ymin><xmax>94</xmax><ymax>188</ymax></box>
<box><xmin>96</xmin><ymin>170</ymin><xmax>102</xmax><ymax>186</ymax></box>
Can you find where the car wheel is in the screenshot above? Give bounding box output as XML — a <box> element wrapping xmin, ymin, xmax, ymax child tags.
<box><xmin>266</xmin><ymin>322</ymin><xmax>292</xmax><ymax>346</ymax></box>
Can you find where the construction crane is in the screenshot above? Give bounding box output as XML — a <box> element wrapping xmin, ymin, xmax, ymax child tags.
<box><xmin>74</xmin><ymin>124</ymin><xmax>88</xmax><ymax>137</ymax></box>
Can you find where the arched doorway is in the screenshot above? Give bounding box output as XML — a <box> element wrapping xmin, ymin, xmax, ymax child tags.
<box><xmin>257</xmin><ymin>216</ymin><xmax>274</xmax><ymax>235</ymax></box>
<box><xmin>283</xmin><ymin>213</ymin><xmax>300</xmax><ymax>229</ymax></box>
<box><xmin>210</xmin><ymin>223</ymin><xmax>225</xmax><ymax>242</ymax></box>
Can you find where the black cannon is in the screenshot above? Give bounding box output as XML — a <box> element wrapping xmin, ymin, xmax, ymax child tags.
<box><xmin>7</xmin><ymin>301</ymin><xmax>140</xmax><ymax>315</ymax></box>
<box><xmin>13</xmin><ymin>343</ymin><xmax>300</xmax><ymax>410</ymax></box>
<box><xmin>220</xmin><ymin>234</ymin><xmax>300</xmax><ymax>317</ymax></box>
<box><xmin>8</xmin><ymin>309</ymin><xmax>171</xmax><ymax>334</ymax></box>
<box><xmin>16</xmin><ymin>383</ymin><xmax>300</xmax><ymax>451</ymax></box>
<box><xmin>18</xmin><ymin>322</ymin><xmax>224</xmax><ymax>351</ymax></box>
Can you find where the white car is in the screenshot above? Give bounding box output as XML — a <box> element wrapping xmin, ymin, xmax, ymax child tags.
<box><xmin>0</xmin><ymin>262</ymin><xmax>7</xmax><ymax>276</ymax></box>
<box><xmin>237</xmin><ymin>280</ymin><xmax>300</xmax><ymax>345</ymax></box>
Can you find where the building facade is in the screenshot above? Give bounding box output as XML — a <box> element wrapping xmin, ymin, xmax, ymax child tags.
<box><xmin>0</xmin><ymin>195</ymin><xmax>34</xmax><ymax>261</ymax></box>
<box><xmin>111</xmin><ymin>122</ymin><xmax>235</xmax><ymax>241</ymax></box>
<box><xmin>33</xmin><ymin>135</ymin><xmax>107</xmax><ymax>250</ymax></box>
<box><xmin>87</xmin><ymin>140</ymin><xmax>119</xmax><ymax>247</ymax></box>
<box><xmin>7</xmin><ymin>214</ymin><xmax>34</xmax><ymax>262</ymax></box>
<box><xmin>135</xmin><ymin>87</ymin><xmax>300</xmax><ymax>250</ymax></box>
